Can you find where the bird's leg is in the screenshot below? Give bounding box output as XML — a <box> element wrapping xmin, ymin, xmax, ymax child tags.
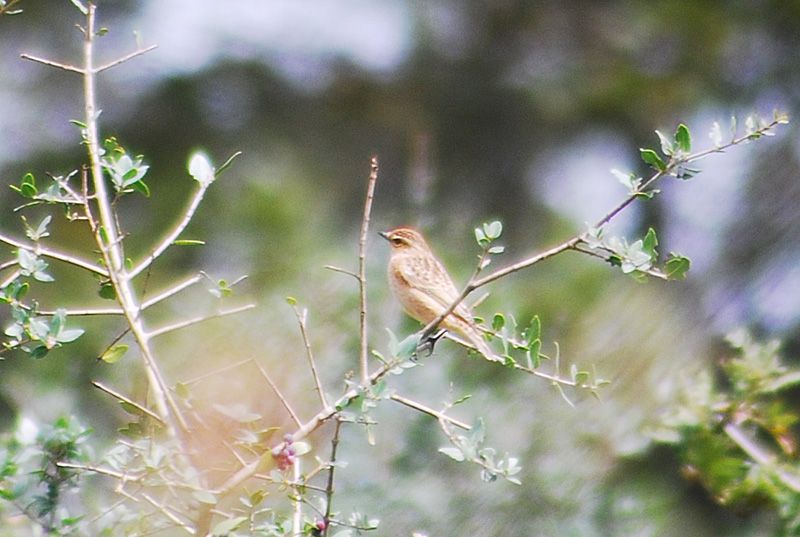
<box><xmin>417</xmin><ymin>328</ymin><xmax>448</xmax><ymax>358</ymax></box>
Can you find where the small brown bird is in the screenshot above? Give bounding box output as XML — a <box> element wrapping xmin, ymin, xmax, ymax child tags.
<box><xmin>380</xmin><ymin>227</ymin><xmax>498</xmax><ymax>361</ymax></box>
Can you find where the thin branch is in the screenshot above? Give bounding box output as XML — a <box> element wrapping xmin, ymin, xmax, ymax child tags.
<box><xmin>128</xmin><ymin>185</ymin><xmax>210</xmax><ymax>279</ymax></box>
<box><xmin>57</xmin><ymin>462</ymin><xmax>142</xmax><ymax>482</ymax></box>
<box><xmin>0</xmin><ymin>232</ymin><xmax>108</xmax><ymax>276</ymax></box>
<box><xmin>146</xmin><ymin>303</ymin><xmax>255</xmax><ymax>339</ymax></box>
<box><xmin>92</xmin><ymin>380</ymin><xmax>165</xmax><ymax>425</ymax></box>
<box><xmin>389</xmin><ymin>394</ymin><xmax>471</xmax><ymax>430</ymax></box>
<box><xmin>322</xmin><ymin>419</ymin><xmax>342</xmax><ymax>537</ymax></box>
<box><xmin>724</xmin><ymin>422</ymin><xmax>800</xmax><ymax>493</ymax></box>
<box><xmin>20</xmin><ymin>53</ymin><xmax>84</xmax><ymax>74</ymax></box>
<box><xmin>182</xmin><ymin>358</ymin><xmax>253</xmax><ymax>386</ymax></box>
<box><xmin>291</xmin><ymin>304</ymin><xmax>328</xmax><ymax>408</ymax></box>
<box><xmin>324</xmin><ymin>264</ymin><xmax>359</xmax><ymax>280</ymax></box>
<box><xmin>253</xmin><ymin>359</ymin><xmax>303</xmax><ymax>428</ymax></box>
<box><xmin>95</xmin><ymin>44</ymin><xmax>157</xmax><ymax>73</ymax></box>
<box><xmin>358</xmin><ymin>156</ymin><xmax>379</xmax><ymax>385</ymax></box>
<box><xmin>141</xmin><ymin>494</ymin><xmax>196</xmax><ymax>535</ymax></box>
<box><xmin>141</xmin><ymin>273</ymin><xmax>203</xmax><ymax>310</ymax></box>
<box><xmin>0</xmin><ymin>269</ymin><xmax>21</xmax><ymax>289</ymax></box>
<box><xmin>38</xmin><ymin>306</ymin><xmax>123</xmax><ymax>316</ymax></box>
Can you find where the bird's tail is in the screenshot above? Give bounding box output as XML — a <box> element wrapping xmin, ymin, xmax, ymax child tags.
<box><xmin>455</xmin><ymin>322</ymin><xmax>502</xmax><ymax>363</ymax></box>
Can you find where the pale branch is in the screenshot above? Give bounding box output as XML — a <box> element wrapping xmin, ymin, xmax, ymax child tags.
<box><xmin>358</xmin><ymin>156</ymin><xmax>379</xmax><ymax>385</ymax></box>
<box><xmin>724</xmin><ymin>423</ymin><xmax>800</xmax><ymax>493</ymax></box>
<box><xmin>92</xmin><ymin>380</ymin><xmax>165</xmax><ymax>425</ymax></box>
<box><xmin>95</xmin><ymin>44</ymin><xmax>157</xmax><ymax>73</ymax></box>
<box><xmin>389</xmin><ymin>394</ymin><xmax>471</xmax><ymax>431</ymax></box>
<box><xmin>0</xmin><ymin>269</ymin><xmax>21</xmax><ymax>289</ymax></box>
<box><xmin>56</xmin><ymin>462</ymin><xmax>142</xmax><ymax>482</ymax></box>
<box><xmin>181</xmin><ymin>358</ymin><xmax>253</xmax><ymax>386</ymax></box>
<box><xmin>253</xmin><ymin>359</ymin><xmax>303</xmax><ymax>428</ymax></box>
<box><xmin>291</xmin><ymin>304</ymin><xmax>328</xmax><ymax>408</ymax></box>
<box><xmin>324</xmin><ymin>264</ymin><xmax>359</xmax><ymax>280</ymax></box>
<box><xmin>141</xmin><ymin>493</ymin><xmax>196</xmax><ymax>535</ymax></box>
<box><xmin>39</xmin><ymin>306</ymin><xmax>124</xmax><ymax>316</ymax></box>
<box><xmin>140</xmin><ymin>273</ymin><xmax>203</xmax><ymax>310</ymax></box>
<box><xmin>0</xmin><ymin>232</ymin><xmax>108</xmax><ymax>276</ymax></box>
<box><xmin>77</xmin><ymin>3</ymin><xmax>185</xmax><ymax>434</ymax></box>
<box><xmin>146</xmin><ymin>303</ymin><xmax>255</xmax><ymax>339</ymax></box>
<box><xmin>128</xmin><ymin>184</ymin><xmax>210</xmax><ymax>279</ymax></box>
<box><xmin>19</xmin><ymin>53</ymin><xmax>84</xmax><ymax>74</ymax></box>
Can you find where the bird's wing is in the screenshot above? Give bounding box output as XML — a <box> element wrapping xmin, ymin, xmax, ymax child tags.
<box><xmin>396</xmin><ymin>254</ymin><xmax>474</xmax><ymax>320</ymax></box>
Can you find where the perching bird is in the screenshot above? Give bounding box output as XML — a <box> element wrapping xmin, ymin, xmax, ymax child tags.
<box><xmin>380</xmin><ymin>227</ymin><xmax>498</xmax><ymax>361</ymax></box>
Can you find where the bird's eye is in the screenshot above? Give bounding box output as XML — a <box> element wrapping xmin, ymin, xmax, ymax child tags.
<box><xmin>391</xmin><ymin>237</ymin><xmax>404</xmax><ymax>245</ymax></box>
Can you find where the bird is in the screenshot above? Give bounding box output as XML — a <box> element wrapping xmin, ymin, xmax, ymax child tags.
<box><xmin>379</xmin><ymin>227</ymin><xmax>498</xmax><ymax>361</ymax></box>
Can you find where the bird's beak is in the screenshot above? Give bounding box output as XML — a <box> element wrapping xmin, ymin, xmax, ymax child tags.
<box><xmin>378</xmin><ymin>231</ymin><xmax>390</xmax><ymax>241</ymax></box>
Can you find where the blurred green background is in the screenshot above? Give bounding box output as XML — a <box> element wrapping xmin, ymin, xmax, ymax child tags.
<box><xmin>1</xmin><ymin>1</ymin><xmax>799</xmax><ymax>535</ymax></box>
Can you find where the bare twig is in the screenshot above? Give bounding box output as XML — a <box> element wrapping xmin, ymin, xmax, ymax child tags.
<box><xmin>389</xmin><ymin>394</ymin><xmax>471</xmax><ymax>430</ymax></box>
<box><xmin>92</xmin><ymin>380</ymin><xmax>165</xmax><ymax>425</ymax></box>
<box><xmin>140</xmin><ymin>273</ymin><xmax>203</xmax><ymax>310</ymax></box>
<box><xmin>146</xmin><ymin>303</ymin><xmax>255</xmax><ymax>339</ymax></box>
<box><xmin>20</xmin><ymin>53</ymin><xmax>84</xmax><ymax>74</ymax></box>
<box><xmin>357</xmin><ymin>156</ymin><xmax>379</xmax><ymax>385</ymax></box>
<box><xmin>95</xmin><ymin>44</ymin><xmax>157</xmax><ymax>73</ymax></box>
<box><xmin>38</xmin><ymin>306</ymin><xmax>124</xmax><ymax>316</ymax></box>
<box><xmin>291</xmin><ymin>304</ymin><xmax>328</xmax><ymax>408</ymax></box>
<box><xmin>0</xmin><ymin>232</ymin><xmax>108</xmax><ymax>276</ymax></box>
<box><xmin>128</xmin><ymin>185</ymin><xmax>210</xmax><ymax>279</ymax></box>
<box><xmin>141</xmin><ymin>493</ymin><xmax>196</xmax><ymax>535</ymax></box>
<box><xmin>253</xmin><ymin>360</ymin><xmax>303</xmax><ymax>428</ymax></box>
<box><xmin>324</xmin><ymin>264</ymin><xmax>359</xmax><ymax>280</ymax></box>
<box><xmin>724</xmin><ymin>422</ymin><xmax>800</xmax><ymax>492</ymax></box>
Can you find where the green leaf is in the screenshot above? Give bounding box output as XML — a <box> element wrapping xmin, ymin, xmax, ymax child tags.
<box><xmin>212</xmin><ymin>516</ymin><xmax>248</xmax><ymax>536</ymax></box>
<box><xmin>56</xmin><ymin>328</ymin><xmax>84</xmax><ymax>344</ymax></box>
<box><xmin>492</xmin><ymin>313</ymin><xmax>505</xmax><ymax>332</ymax></box>
<box><xmin>655</xmin><ymin>130</ymin><xmax>674</xmax><ymax>156</ymax></box>
<box><xmin>474</xmin><ymin>227</ymin><xmax>487</xmax><ymax>245</ymax></box>
<box><xmin>526</xmin><ymin>315</ymin><xmax>541</xmax><ymax>342</ymax></box>
<box><xmin>29</xmin><ymin>345</ymin><xmax>49</xmax><ymax>359</ymax></box>
<box><xmin>642</xmin><ymin>228</ymin><xmax>658</xmax><ymax>258</ymax></box>
<box><xmin>98</xmin><ymin>282</ymin><xmax>116</xmax><ymax>300</ymax></box>
<box><xmin>173</xmin><ymin>239</ymin><xmax>205</xmax><ymax>246</ymax></box>
<box><xmin>674</xmin><ymin>123</ymin><xmax>691</xmax><ymax>152</ymax></box>
<box><xmin>20</xmin><ymin>173</ymin><xmax>37</xmax><ymax>198</ymax></box>
<box><xmin>285</xmin><ymin>296</ymin><xmax>297</xmax><ymax>305</ymax></box>
<box><xmin>639</xmin><ymin>148</ymin><xmax>666</xmax><ymax>171</ymax></box>
<box><xmin>484</xmin><ymin>221</ymin><xmax>503</xmax><ymax>240</ymax></box>
<box><xmin>129</xmin><ymin>179</ymin><xmax>150</xmax><ymax>197</ymax></box>
<box><xmin>665</xmin><ymin>254</ymin><xmax>691</xmax><ymax>280</ymax></box>
<box><xmin>100</xmin><ymin>344</ymin><xmax>128</xmax><ymax>364</ymax></box>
